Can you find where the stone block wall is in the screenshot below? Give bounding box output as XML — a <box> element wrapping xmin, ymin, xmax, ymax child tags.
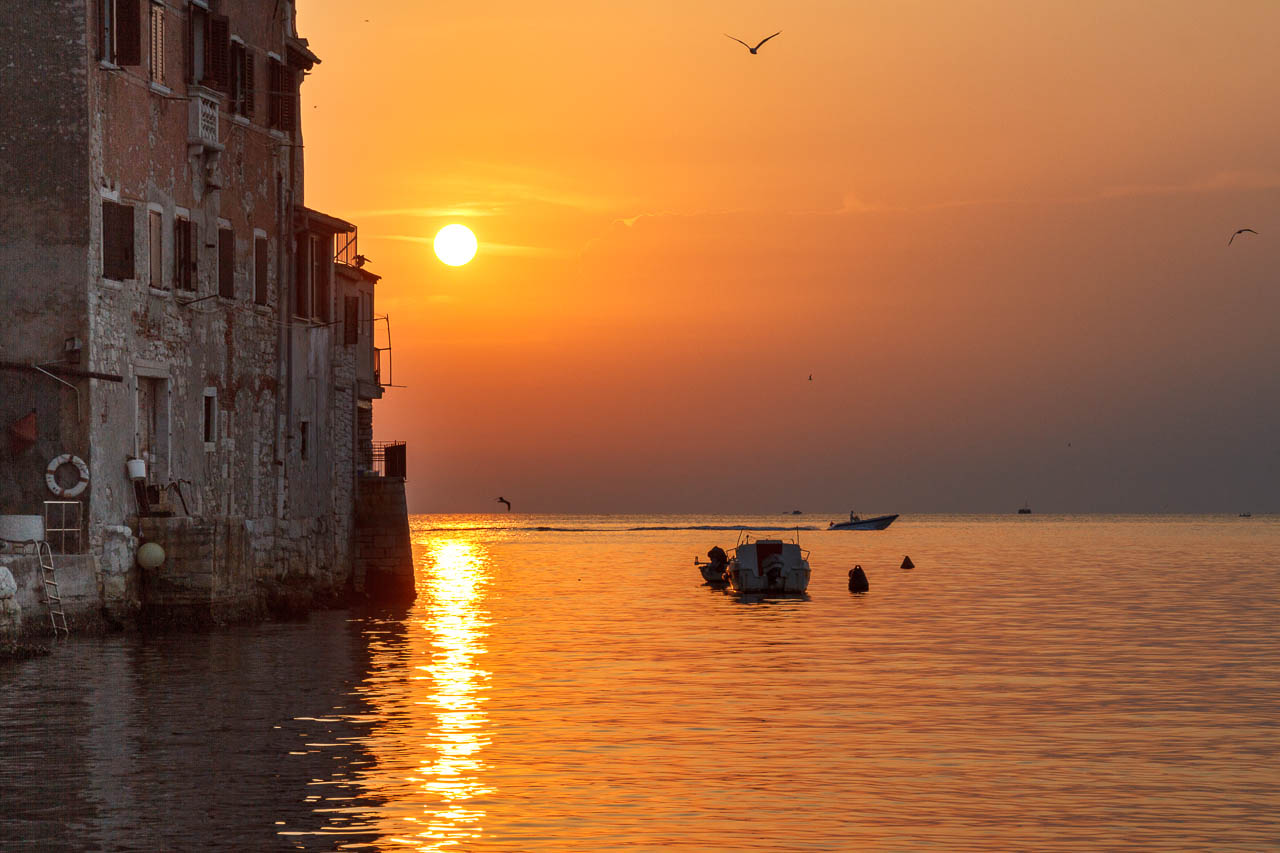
<box><xmin>354</xmin><ymin>476</ymin><xmax>414</xmax><ymax>603</ymax></box>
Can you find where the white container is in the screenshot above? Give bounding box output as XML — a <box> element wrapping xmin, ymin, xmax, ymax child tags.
<box><xmin>126</xmin><ymin>458</ymin><xmax>147</xmax><ymax>481</ymax></box>
<box><xmin>0</xmin><ymin>515</ymin><xmax>45</xmax><ymax>543</ymax></box>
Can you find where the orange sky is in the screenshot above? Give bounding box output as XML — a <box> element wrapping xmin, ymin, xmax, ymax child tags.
<box><xmin>300</xmin><ymin>0</ymin><xmax>1279</xmax><ymax>513</ymax></box>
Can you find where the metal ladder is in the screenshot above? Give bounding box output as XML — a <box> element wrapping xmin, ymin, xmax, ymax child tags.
<box><xmin>36</xmin><ymin>541</ymin><xmax>69</xmax><ymax>635</ymax></box>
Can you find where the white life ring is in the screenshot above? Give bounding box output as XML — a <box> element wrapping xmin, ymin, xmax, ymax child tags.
<box><xmin>46</xmin><ymin>453</ymin><xmax>90</xmax><ymax>498</ymax></box>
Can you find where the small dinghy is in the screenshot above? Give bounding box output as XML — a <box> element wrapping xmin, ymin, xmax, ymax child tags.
<box><xmin>695</xmin><ymin>546</ymin><xmax>731</xmax><ymax>587</ymax></box>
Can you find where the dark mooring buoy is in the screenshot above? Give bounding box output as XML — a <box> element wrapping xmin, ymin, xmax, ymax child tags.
<box><xmin>900</xmin><ymin>555</ymin><xmax>914</xmax><ymax>570</ymax></box>
<box><xmin>848</xmin><ymin>565</ymin><xmax>869</xmax><ymax>593</ymax></box>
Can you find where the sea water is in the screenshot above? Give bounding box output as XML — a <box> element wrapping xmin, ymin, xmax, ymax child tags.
<box><xmin>2</xmin><ymin>514</ymin><xmax>1278</xmax><ymax>850</ymax></box>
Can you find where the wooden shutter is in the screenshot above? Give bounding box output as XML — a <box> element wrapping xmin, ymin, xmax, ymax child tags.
<box><xmin>344</xmin><ymin>296</ymin><xmax>359</xmax><ymax>345</ymax></box>
<box><xmin>115</xmin><ymin>0</ymin><xmax>142</xmax><ymax>65</ymax></box>
<box><xmin>254</xmin><ymin>237</ymin><xmax>268</xmax><ymax>305</ymax></box>
<box><xmin>206</xmin><ymin>13</ymin><xmax>230</xmax><ymax>89</ymax></box>
<box><xmin>218</xmin><ymin>228</ymin><xmax>234</xmax><ymax>298</ymax></box>
<box><xmin>102</xmin><ymin>200</ymin><xmax>134</xmax><ymax>280</ymax></box>
<box><xmin>279</xmin><ymin>65</ymin><xmax>296</xmax><ymax>133</ymax></box>
<box><xmin>267</xmin><ymin>59</ymin><xmax>280</xmax><ymax>128</ymax></box>
<box><xmin>243</xmin><ymin>51</ymin><xmax>255</xmax><ymax>118</ymax></box>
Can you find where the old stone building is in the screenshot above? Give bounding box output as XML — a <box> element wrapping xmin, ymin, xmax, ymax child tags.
<box><xmin>0</xmin><ymin>0</ymin><xmax>412</xmax><ymax>640</ymax></box>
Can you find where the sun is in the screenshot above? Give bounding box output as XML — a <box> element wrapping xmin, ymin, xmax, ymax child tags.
<box><xmin>434</xmin><ymin>224</ymin><xmax>478</xmax><ymax>266</ymax></box>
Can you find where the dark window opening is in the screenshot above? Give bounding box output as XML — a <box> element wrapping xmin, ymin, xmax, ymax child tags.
<box><xmin>344</xmin><ymin>296</ymin><xmax>359</xmax><ymax>346</ymax></box>
<box><xmin>148</xmin><ymin>210</ymin><xmax>164</xmax><ymax>288</ymax></box>
<box><xmin>174</xmin><ymin>217</ymin><xmax>196</xmax><ymax>291</ymax></box>
<box><xmin>310</xmin><ymin>234</ymin><xmax>331</xmax><ymax>322</ymax></box>
<box><xmin>102</xmin><ymin>200</ymin><xmax>135</xmax><ymax>281</ymax></box>
<box><xmin>254</xmin><ymin>237</ymin><xmax>269</xmax><ymax>305</ymax></box>
<box><xmin>299</xmin><ymin>421</ymin><xmax>309</xmax><ymax>461</ymax></box>
<box><xmin>293</xmin><ymin>232</ymin><xmax>310</xmax><ymax>318</ymax></box>
<box><xmin>218</xmin><ymin>227</ymin><xmax>234</xmax><ymax>299</ymax></box>
<box><xmin>202</xmin><ymin>393</ymin><xmax>216</xmax><ymax>443</ymax></box>
<box><xmin>101</xmin><ymin>0</ymin><xmax>142</xmax><ymax>65</ymax></box>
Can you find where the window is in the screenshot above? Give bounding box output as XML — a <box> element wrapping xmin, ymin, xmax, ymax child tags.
<box><xmin>293</xmin><ymin>233</ymin><xmax>310</xmax><ymax>318</ymax></box>
<box><xmin>148</xmin><ymin>209</ymin><xmax>164</xmax><ymax>288</ymax></box>
<box><xmin>310</xmin><ymin>234</ymin><xmax>331</xmax><ymax>322</ymax></box>
<box><xmin>202</xmin><ymin>389</ymin><xmax>217</xmax><ymax>445</ymax></box>
<box><xmin>187</xmin><ymin>6</ymin><xmax>228</xmax><ymax>88</ymax></box>
<box><xmin>267</xmin><ymin>57</ymin><xmax>295</xmax><ymax>133</ymax></box>
<box><xmin>230</xmin><ymin>41</ymin><xmax>255</xmax><ymax>117</ymax></box>
<box><xmin>344</xmin><ymin>296</ymin><xmax>359</xmax><ymax>346</ymax></box>
<box><xmin>149</xmin><ymin>1</ymin><xmax>164</xmax><ymax>83</ymax></box>
<box><xmin>100</xmin><ymin>0</ymin><xmax>142</xmax><ymax>65</ymax></box>
<box><xmin>174</xmin><ymin>216</ymin><xmax>196</xmax><ymax>291</ymax></box>
<box><xmin>299</xmin><ymin>421</ymin><xmax>309</xmax><ymax>461</ymax></box>
<box><xmin>102</xmin><ymin>200</ymin><xmax>134</xmax><ymax>281</ymax></box>
<box><xmin>254</xmin><ymin>236</ymin><xmax>268</xmax><ymax>305</ymax></box>
<box><xmin>218</xmin><ymin>227</ymin><xmax>234</xmax><ymax>298</ymax></box>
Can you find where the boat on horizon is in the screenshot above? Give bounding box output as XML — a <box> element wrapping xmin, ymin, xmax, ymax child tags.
<box><xmin>1018</xmin><ymin>503</ymin><xmax>1033</xmax><ymax>515</ymax></box>
<box><xmin>828</xmin><ymin>512</ymin><xmax>898</xmax><ymax>531</ymax></box>
<box><xmin>696</xmin><ymin>532</ymin><xmax>811</xmax><ymax>594</ymax></box>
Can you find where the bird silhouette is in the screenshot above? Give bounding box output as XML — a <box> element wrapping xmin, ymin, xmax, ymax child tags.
<box><xmin>1228</xmin><ymin>228</ymin><xmax>1257</xmax><ymax>246</ymax></box>
<box><xmin>496</xmin><ymin>496</ymin><xmax>511</xmax><ymax>511</ymax></box>
<box><xmin>724</xmin><ymin>32</ymin><xmax>781</xmax><ymax>54</ymax></box>
<box><xmin>808</xmin><ymin>374</ymin><xmax>813</xmax><ymax>381</ymax></box>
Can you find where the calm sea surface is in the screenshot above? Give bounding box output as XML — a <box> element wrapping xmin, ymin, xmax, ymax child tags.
<box><xmin>3</xmin><ymin>514</ymin><xmax>1279</xmax><ymax>851</ymax></box>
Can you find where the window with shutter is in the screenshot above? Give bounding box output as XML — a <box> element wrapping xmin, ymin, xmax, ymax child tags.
<box><xmin>254</xmin><ymin>237</ymin><xmax>269</xmax><ymax>305</ymax></box>
<box><xmin>268</xmin><ymin>59</ymin><xmax>297</xmax><ymax>133</ymax></box>
<box><xmin>102</xmin><ymin>200</ymin><xmax>135</xmax><ymax>281</ymax></box>
<box><xmin>148</xmin><ymin>2</ymin><xmax>164</xmax><ymax>83</ymax></box>
<box><xmin>243</xmin><ymin>52</ymin><xmax>255</xmax><ymax>117</ymax></box>
<box><xmin>218</xmin><ymin>227</ymin><xmax>235</xmax><ymax>298</ymax></box>
<box><xmin>206</xmin><ymin>13</ymin><xmax>230</xmax><ymax>89</ymax></box>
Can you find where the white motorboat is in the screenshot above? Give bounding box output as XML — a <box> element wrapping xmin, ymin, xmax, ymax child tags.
<box><xmin>828</xmin><ymin>512</ymin><xmax>899</xmax><ymax>531</ymax></box>
<box><xmin>700</xmin><ymin>532</ymin><xmax>811</xmax><ymax>594</ymax></box>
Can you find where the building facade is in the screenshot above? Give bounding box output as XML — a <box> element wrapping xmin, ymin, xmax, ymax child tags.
<box><xmin>0</xmin><ymin>0</ymin><xmax>411</xmax><ymax>639</ymax></box>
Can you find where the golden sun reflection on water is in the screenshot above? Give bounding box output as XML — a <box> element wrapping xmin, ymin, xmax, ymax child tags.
<box><xmin>375</xmin><ymin>537</ymin><xmax>493</xmax><ymax>850</ymax></box>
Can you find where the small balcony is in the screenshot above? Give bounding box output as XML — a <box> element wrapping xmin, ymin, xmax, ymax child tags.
<box><xmin>365</xmin><ymin>441</ymin><xmax>406</xmax><ymax>479</ymax></box>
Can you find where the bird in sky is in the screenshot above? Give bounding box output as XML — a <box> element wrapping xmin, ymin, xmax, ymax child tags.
<box><xmin>724</xmin><ymin>32</ymin><xmax>781</xmax><ymax>54</ymax></box>
<box><xmin>496</xmin><ymin>496</ymin><xmax>511</xmax><ymax>511</ymax></box>
<box><xmin>1228</xmin><ymin>228</ymin><xmax>1257</xmax><ymax>246</ymax></box>
<box><xmin>808</xmin><ymin>374</ymin><xmax>813</xmax><ymax>381</ymax></box>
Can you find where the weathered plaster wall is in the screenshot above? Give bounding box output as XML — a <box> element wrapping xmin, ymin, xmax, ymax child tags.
<box><xmin>0</xmin><ymin>0</ymin><xmax>92</xmax><ymax>516</ymax></box>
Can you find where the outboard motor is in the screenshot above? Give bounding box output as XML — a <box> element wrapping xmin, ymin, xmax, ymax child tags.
<box><xmin>707</xmin><ymin>546</ymin><xmax>728</xmax><ymax>570</ymax></box>
<box><xmin>848</xmin><ymin>565</ymin><xmax>869</xmax><ymax>593</ymax></box>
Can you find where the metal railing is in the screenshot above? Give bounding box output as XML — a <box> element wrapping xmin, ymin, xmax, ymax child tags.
<box><xmin>369</xmin><ymin>441</ymin><xmax>407</xmax><ymax>478</ymax></box>
<box><xmin>43</xmin><ymin>500</ymin><xmax>83</xmax><ymax>555</ymax></box>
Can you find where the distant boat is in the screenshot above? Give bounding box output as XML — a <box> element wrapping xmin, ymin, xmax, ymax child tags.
<box><xmin>1018</xmin><ymin>503</ymin><xmax>1033</xmax><ymax>514</ymax></box>
<box><xmin>1240</xmin><ymin>512</ymin><xmax>1252</xmax><ymax>518</ymax></box>
<box><xmin>790</xmin><ymin>509</ymin><xmax>802</xmax><ymax>515</ymax></box>
<box><xmin>828</xmin><ymin>512</ymin><xmax>898</xmax><ymax>531</ymax></box>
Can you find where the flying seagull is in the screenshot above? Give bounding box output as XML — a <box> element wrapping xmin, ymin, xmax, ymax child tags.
<box><xmin>724</xmin><ymin>32</ymin><xmax>781</xmax><ymax>54</ymax></box>
<box><xmin>1228</xmin><ymin>228</ymin><xmax>1257</xmax><ymax>246</ymax></box>
<box><xmin>496</xmin><ymin>496</ymin><xmax>511</xmax><ymax>511</ymax></box>
<box><xmin>808</xmin><ymin>374</ymin><xmax>813</xmax><ymax>381</ymax></box>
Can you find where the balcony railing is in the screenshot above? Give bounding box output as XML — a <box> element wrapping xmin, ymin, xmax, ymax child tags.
<box><xmin>368</xmin><ymin>441</ymin><xmax>407</xmax><ymax>478</ymax></box>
